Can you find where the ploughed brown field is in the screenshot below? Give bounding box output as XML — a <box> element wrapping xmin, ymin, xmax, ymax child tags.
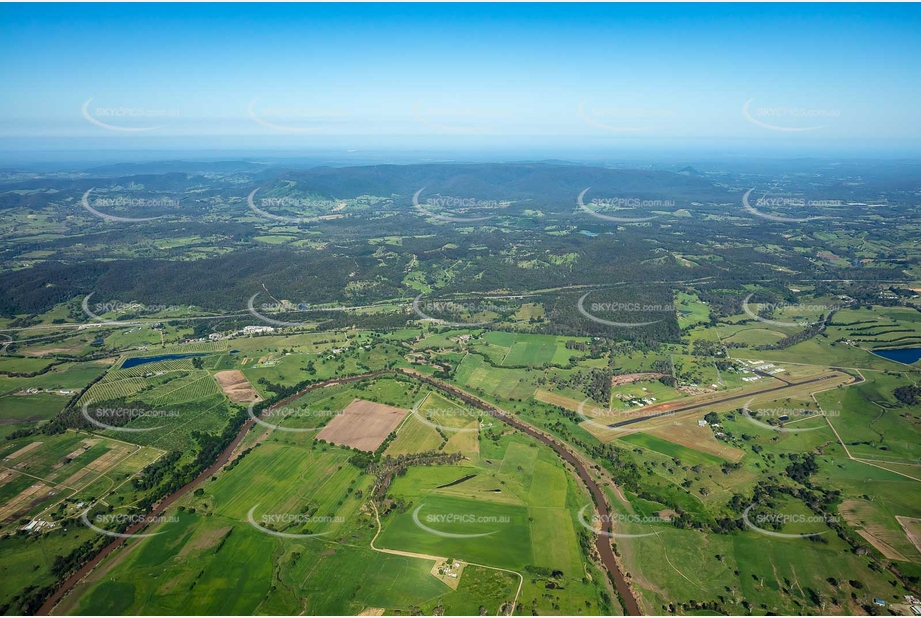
<box><xmin>213</xmin><ymin>370</ymin><xmax>262</xmax><ymax>403</ymax></box>
<box><xmin>316</xmin><ymin>398</ymin><xmax>408</xmax><ymax>451</ymax></box>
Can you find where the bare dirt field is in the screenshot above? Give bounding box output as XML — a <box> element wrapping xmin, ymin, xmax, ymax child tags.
<box><xmin>4</xmin><ymin>441</ymin><xmax>42</xmax><ymax>461</ymax></box>
<box><xmin>0</xmin><ymin>481</ymin><xmax>51</xmax><ymax>522</ymax></box>
<box><xmin>213</xmin><ymin>370</ymin><xmax>262</xmax><ymax>403</ymax></box>
<box><xmin>316</xmin><ymin>398</ymin><xmax>409</xmax><ymax>451</ymax></box>
<box><xmin>896</xmin><ymin>516</ymin><xmax>921</xmax><ymax>555</ymax></box>
<box><xmin>0</xmin><ymin>469</ymin><xmax>18</xmax><ymax>487</ymax></box>
<box><xmin>24</xmin><ymin>344</ymin><xmax>84</xmax><ymax>357</ymax></box>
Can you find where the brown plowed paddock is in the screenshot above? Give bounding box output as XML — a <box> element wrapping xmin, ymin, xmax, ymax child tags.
<box><xmin>0</xmin><ymin>482</ymin><xmax>51</xmax><ymax>522</ymax></box>
<box><xmin>316</xmin><ymin>398</ymin><xmax>409</xmax><ymax>451</ymax></box>
<box><xmin>4</xmin><ymin>441</ymin><xmax>42</xmax><ymax>460</ymax></box>
<box><xmin>213</xmin><ymin>370</ymin><xmax>262</xmax><ymax>403</ymax></box>
<box><xmin>611</xmin><ymin>372</ymin><xmax>667</xmax><ymax>386</ymax></box>
<box><xmin>60</xmin><ymin>446</ymin><xmax>130</xmax><ymax>488</ymax></box>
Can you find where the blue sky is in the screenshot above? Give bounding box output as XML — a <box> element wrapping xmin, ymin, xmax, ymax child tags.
<box><xmin>1</xmin><ymin>3</ymin><xmax>919</xmax><ymax>158</ymax></box>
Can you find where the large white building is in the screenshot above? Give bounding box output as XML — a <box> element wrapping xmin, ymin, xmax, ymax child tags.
<box><xmin>243</xmin><ymin>325</ymin><xmax>275</xmax><ymax>334</ymax></box>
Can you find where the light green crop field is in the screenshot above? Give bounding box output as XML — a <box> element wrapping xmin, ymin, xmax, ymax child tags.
<box><xmin>617</xmin><ymin>432</ymin><xmax>726</xmax><ymax>466</ymax></box>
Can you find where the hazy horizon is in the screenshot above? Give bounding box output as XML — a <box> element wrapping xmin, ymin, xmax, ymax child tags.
<box><xmin>2</xmin><ymin>3</ymin><xmax>919</xmax><ymax>161</ymax></box>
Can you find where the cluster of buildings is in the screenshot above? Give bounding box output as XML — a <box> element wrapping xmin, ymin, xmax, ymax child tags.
<box><xmin>737</xmin><ymin>359</ymin><xmax>786</xmax><ymax>374</ymax></box>
<box><xmin>615</xmin><ymin>389</ymin><xmax>657</xmax><ymax>407</ymax></box>
<box><xmin>698</xmin><ymin>418</ymin><xmax>726</xmax><ymax>438</ymax></box>
<box><xmin>181</xmin><ymin>325</ymin><xmax>276</xmax><ymax>344</ymax></box>
<box><xmin>19</xmin><ymin>387</ymin><xmax>75</xmax><ymax>396</ymax></box>
<box><xmin>440</xmin><ymin>560</ymin><xmax>462</xmax><ymax>579</ymax></box>
<box><xmin>22</xmin><ymin>518</ymin><xmax>56</xmax><ymax>533</ymax></box>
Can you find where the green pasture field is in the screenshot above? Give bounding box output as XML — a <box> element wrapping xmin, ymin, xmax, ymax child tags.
<box><xmin>815</xmin><ymin>371</ymin><xmax>921</xmax><ymax>464</ymax></box>
<box><xmin>731</xmin><ymin>336</ymin><xmax>906</xmax><ymax>370</ymax></box>
<box><xmin>452</xmin><ymin>355</ymin><xmax>537</xmax><ymax>401</ymax></box>
<box><xmin>721</xmin><ymin>326</ymin><xmax>788</xmax><ymax>347</ymax></box>
<box><xmin>616</xmin><ymin>432</ymin><xmax>726</xmax><ymax>467</ymax></box>
<box><xmin>0</xmin><ymin>361</ymin><xmax>106</xmax><ymax>397</ymax></box>
<box><xmin>0</xmin><ymin>393</ymin><xmax>69</xmax><ymax>422</ymax></box>
<box><xmin>378</xmin><ymin>434</ymin><xmax>588</xmax><ymax>577</ymax></box>
<box><xmin>0</xmin><ymin>356</ymin><xmax>57</xmax><ymax>374</ymax></box>
<box><xmin>384</xmin><ymin>414</ymin><xmax>444</xmax><ymax>456</ymax></box>
<box><xmin>621</xmin><ymin>520</ymin><xmax>910</xmax><ymax>616</ymax></box>
<box><xmin>675</xmin><ymin>291</ymin><xmax>710</xmax><ymax>329</ymax></box>
<box><xmin>377</xmin><ymin>493</ymin><xmax>532</xmax><ymax>569</ymax></box>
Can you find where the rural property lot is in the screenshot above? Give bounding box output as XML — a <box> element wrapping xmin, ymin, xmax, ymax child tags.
<box><xmin>213</xmin><ymin>370</ymin><xmax>262</xmax><ymax>403</ymax></box>
<box><xmin>316</xmin><ymin>398</ymin><xmax>409</xmax><ymax>451</ymax></box>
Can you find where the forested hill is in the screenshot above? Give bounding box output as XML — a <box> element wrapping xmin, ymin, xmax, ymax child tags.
<box><xmin>277</xmin><ymin>162</ymin><xmax>724</xmax><ymax>205</ymax></box>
